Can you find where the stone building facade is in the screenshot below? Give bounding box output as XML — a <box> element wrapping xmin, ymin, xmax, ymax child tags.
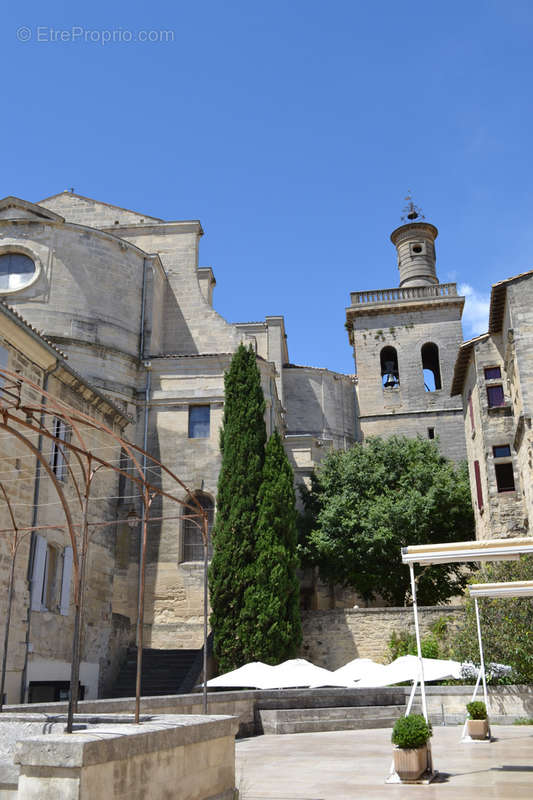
<box><xmin>0</xmin><ymin>301</ymin><xmax>129</xmax><ymax>704</ymax></box>
<box><xmin>0</xmin><ymin>191</ymin><xmax>476</xmax><ymax>690</ymax></box>
<box><xmin>345</xmin><ymin>219</ymin><xmax>467</xmax><ymax>462</ymax></box>
<box><xmin>0</xmin><ymin>193</ymin><xmax>357</xmax><ymax>656</ymax></box>
<box><xmin>451</xmin><ymin>270</ymin><xmax>533</xmax><ymax>539</ymax></box>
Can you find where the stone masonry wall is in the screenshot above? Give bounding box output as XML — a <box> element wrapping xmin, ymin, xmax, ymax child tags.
<box><xmin>300</xmin><ymin>606</ymin><xmax>463</xmax><ymax>669</ymax></box>
<box><xmin>349</xmin><ymin>300</ymin><xmax>467</xmax><ymax>462</ymax></box>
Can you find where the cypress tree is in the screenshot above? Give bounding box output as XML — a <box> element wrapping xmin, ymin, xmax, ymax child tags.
<box><xmin>242</xmin><ymin>431</ymin><xmax>302</xmax><ymax>664</ymax></box>
<box><xmin>209</xmin><ymin>344</ymin><xmax>266</xmax><ymax>671</ymax></box>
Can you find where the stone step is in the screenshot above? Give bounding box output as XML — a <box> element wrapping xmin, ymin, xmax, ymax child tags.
<box><xmin>259</xmin><ymin>705</ymin><xmax>405</xmax><ymax>735</ymax></box>
<box><xmin>110</xmin><ymin>647</ymin><xmax>200</xmax><ymax>698</ymax></box>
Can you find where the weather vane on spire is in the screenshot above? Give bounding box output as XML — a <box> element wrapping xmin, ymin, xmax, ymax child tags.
<box><xmin>401</xmin><ymin>191</ymin><xmax>425</xmax><ymax>223</ymax></box>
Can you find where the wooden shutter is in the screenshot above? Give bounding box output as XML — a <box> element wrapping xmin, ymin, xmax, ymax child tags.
<box><xmin>30</xmin><ymin>535</ymin><xmax>47</xmax><ymax>611</ymax></box>
<box><xmin>0</xmin><ymin>346</ymin><xmax>8</xmax><ymax>389</ymax></box>
<box><xmin>60</xmin><ymin>546</ymin><xmax>73</xmax><ymax>616</ymax></box>
<box><xmin>474</xmin><ymin>460</ymin><xmax>483</xmax><ymax>511</ymax></box>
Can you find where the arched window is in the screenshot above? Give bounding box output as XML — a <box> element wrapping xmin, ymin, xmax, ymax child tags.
<box><xmin>380</xmin><ymin>346</ymin><xmax>400</xmax><ymax>388</ymax></box>
<box><xmin>182</xmin><ymin>493</ymin><xmax>214</xmax><ymax>562</ymax></box>
<box><xmin>421</xmin><ymin>342</ymin><xmax>442</xmax><ymax>391</ymax></box>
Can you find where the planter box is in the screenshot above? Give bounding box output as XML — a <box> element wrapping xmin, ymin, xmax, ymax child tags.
<box><xmin>467</xmin><ymin>718</ymin><xmax>489</xmax><ymax>740</ymax></box>
<box><xmin>393</xmin><ymin>745</ymin><xmax>428</xmax><ymax>781</ymax></box>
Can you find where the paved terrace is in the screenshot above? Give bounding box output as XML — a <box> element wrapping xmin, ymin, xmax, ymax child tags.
<box><xmin>236</xmin><ymin>725</ymin><xmax>533</xmax><ymax>799</ymax></box>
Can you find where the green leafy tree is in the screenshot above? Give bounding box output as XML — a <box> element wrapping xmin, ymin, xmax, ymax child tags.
<box><xmin>299</xmin><ymin>436</ymin><xmax>475</xmax><ymax>606</ymax></box>
<box><xmin>209</xmin><ymin>344</ymin><xmax>266</xmax><ymax>671</ymax></box>
<box><xmin>452</xmin><ymin>556</ymin><xmax>533</xmax><ymax>683</ymax></box>
<box><xmin>242</xmin><ymin>431</ymin><xmax>302</xmax><ymax>663</ymax></box>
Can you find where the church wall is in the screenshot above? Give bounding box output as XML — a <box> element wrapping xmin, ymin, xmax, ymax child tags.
<box><xmin>39</xmin><ymin>193</ymin><xmax>162</xmax><ymax>226</ymax></box>
<box><xmin>141</xmin><ymin>354</ymin><xmax>282</xmax><ymax>649</ymax></box>
<box><xmin>0</xmin><ymin>221</ymin><xmax>146</xmax><ymax>406</ymax></box>
<box><xmin>350</xmin><ymin>302</ymin><xmax>466</xmax><ymax>463</ymax></box>
<box><xmin>116</xmin><ymin>226</ymin><xmax>242</xmax><ymax>357</ymax></box>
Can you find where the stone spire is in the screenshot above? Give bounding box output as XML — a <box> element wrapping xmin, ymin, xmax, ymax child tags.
<box><xmin>390</xmin><ymin>194</ymin><xmax>439</xmax><ymax>288</ymax></box>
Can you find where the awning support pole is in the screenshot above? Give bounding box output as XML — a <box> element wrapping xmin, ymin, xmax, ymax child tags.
<box><xmin>474</xmin><ymin>597</ymin><xmax>490</xmax><ymax>716</ymax></box>
<box><xmin>405</xmin><ymin>676</ymin><xmax>418</xmax><ymax>716</ymax></box>
<box><xmin>409</xmin><ymin>563</ymin><xmax>428</xmax><ymax>722</ymax></box>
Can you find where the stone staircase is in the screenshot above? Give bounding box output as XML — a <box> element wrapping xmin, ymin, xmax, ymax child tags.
<box><xmin>259</xmin><ymin>704</ymin><xmax>405</xmax><ymax>735</ymax></box>
<box><xmin>111</xmin><ymin>647</ymin><xmax>202</xmax><ymax>698</ymax></box>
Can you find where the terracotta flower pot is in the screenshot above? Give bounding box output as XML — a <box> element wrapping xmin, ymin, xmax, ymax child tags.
<box><xmin>393</xmin><ymin>744</ymin><xmax>428</xmax><ymax>781</ymax></box>
<box><xmin>467</xmin><ymin>718</ymin><xmax>489</xmax><ymax>740</ymax></box>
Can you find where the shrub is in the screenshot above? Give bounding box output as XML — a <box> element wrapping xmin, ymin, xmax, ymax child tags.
<box><xmin>467</xmin><ymin>701</ymin><xmax>487</xmax><ymax>720</ymax></box>
<box><xmin>391</xmin><ymin>714</ymin><xmax>432</xmax><ymax>749</ymax></box>
<box><xmin>388</xmin><ymin>617</ymin><xmax>449</xmax><ymax>662</ymax></box>
<box><xmin>513</xmin><ymin>717</ymin><xmax>533</xmax><ymax>725</ymax></box>
<box><xmin>452</xmin><ymin>556</ymin><xmax>533</xmax><ymax>684</ymax></box>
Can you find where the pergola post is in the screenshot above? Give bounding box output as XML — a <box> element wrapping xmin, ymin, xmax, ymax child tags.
<box><xmin>474</xmin><ymin>597</ymin><xmax>490</xmax><ymax>715</ymax></box>
<box><xmin>409</xmin><ymin>563</ymin><xmax>428</xmax><ymax>722</ymax></box>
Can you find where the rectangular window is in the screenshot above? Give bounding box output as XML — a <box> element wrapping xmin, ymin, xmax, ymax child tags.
<box><xmin>427</xmin><ymin>427</ymin><xmax>435</xmax><ymax>440</ymax></box>
<box><xmin>474</xmin><ymin>460</ymin><xmax>483</xmax><ymax>511</ymax></box>
<box><xmin>188</xmin><ymin>405</ymin><xmax>210</xmax><ymax>438</ymax></box>
<box><xmin>50</xmin><ymin>417</ymin><xmax>70</xmax><ymax>480</ymax></box>
<box><xmin>487</xmin><ymin>385</ymin><xmax>505</xmax><ymax>408</ymax></box>
<box><xmin>493</xmin><ymin>444</ymin><xmax>511</xmax><ymax>458</ymax></box>
<box><xmin>495</xmin><ymin>462</ymin><xmax>515</xmax><ymax>492</ymax></box>
<box><xmin>484</xmin><ymin>366</ymin><xmax>502</xmax><ymax>380</ymax></box>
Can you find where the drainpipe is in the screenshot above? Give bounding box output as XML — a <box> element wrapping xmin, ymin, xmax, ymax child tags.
<box><xmin>20</xmin><ymin>362</ymin><xmax>60</xmax><ymax>703</ymax></box>
<box><xmin>139</xmin><ymin>258</ymin><xmax>149</xmax><ymax>362</ymax></box>
<box><xmin>136</xmin><ymin>258</ymin><xmax>151</xmax><ymax>657</ymax></box>
<box><xmin>135</xmin><ymin>366</ymin><xmax>151</xmax><ymax>662</ymax></box>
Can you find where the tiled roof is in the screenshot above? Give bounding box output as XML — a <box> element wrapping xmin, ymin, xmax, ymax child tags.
<box><xmin>489</xmin><ymin>269</ymin><xmax>533</xmax><ymax>333</ymax></box>
<box><xmin>0</xmin><ymin>301</ymin><xmax>67</xmax><ymax>358</ymax></box>
<box><xmin>450</xmin><ymin>333</ymin><xmax>490</xmax><ymax>396</ymax></box>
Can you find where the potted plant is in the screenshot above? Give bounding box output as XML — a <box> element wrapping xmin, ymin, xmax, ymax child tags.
<box><xmin>467</xmin><ymin>701</ymin><xmax>489</xmax><ymax>740</ymax></box>
<box><xmin>391</xmin><ymin>714</ymin><xmax>432</xmax><ymax>781</ymax></box>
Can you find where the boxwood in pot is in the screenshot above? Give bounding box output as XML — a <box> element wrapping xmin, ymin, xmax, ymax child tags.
<box><xmin>391</xmin><ymin>714</ymin><xmax>433</xmax><ymax>781</ymax></box>
<box><xmin>466</xmin><ymin>700</ymin><xmax>489</xmax><ymax>740</ymax></box>
<box><xmin>392</xmin><ymin>714</ymin><xmax>433</xmax><ymax>749</ymax></box>
<box><xmin>466</xmin><ymin>701</ymin><xmax>487</xmax><ymax>720</ymax></box>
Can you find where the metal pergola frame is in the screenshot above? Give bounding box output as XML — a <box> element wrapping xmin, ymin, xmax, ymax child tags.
<box><xmin>390</xmin><ymin>538</ymin><xmax>533</xmax><ymax>780</ymax></box>
<box><xmin>0</xmin><ymin>368</ymin><xmax>211</xmax><ymax>731</ymax></box>
<box><xmin>461</xmin><ymin>580</ymin><xmax>533</xmax><ymax>742</ymax></box>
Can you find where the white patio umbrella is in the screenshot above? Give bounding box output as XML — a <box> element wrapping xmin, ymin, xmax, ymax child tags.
<box><xmin>206</xmin><ymin>661</ymin><xmax>276</xmax><ymax>689</ymax></box>
<box><xmin>330</xmin><ymin>657</ymin><xmax>381</xmax><ymax>685</ymax></box>
<box><xmin>206</xmin><ymin>658</ymin><xmax>344</xmax><ymax>689</ymax></box>
<box><xmin>267</xmin><ymin>658</ymin><xmax>347</xmax><ymax>688</ymax></box>
<box><xmin>355</xmin><ymin>654</ymin><xmax>462</xmax><ymax>687</ymax></box>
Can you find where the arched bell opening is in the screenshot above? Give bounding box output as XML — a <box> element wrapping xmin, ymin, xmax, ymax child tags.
<box><xmin>380</xmin><ymin>346</ymin><xmax>400</xmax><ymax>389</ymax></box>
<box><xmin>421</xmin><ymin>342</ymin><xmax>442</xmax><ymax>391</ymax></box>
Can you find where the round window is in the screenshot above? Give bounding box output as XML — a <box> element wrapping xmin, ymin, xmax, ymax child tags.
<box><xmin>0</xmin><ymin>253</ymin><xmax>36</xmax><ymax>291</ymax></box>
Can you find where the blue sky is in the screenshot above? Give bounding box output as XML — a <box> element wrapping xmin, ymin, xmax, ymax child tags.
<box><xmin>2</xmin><ymin>1</ymin><xmax>533</xmax><ymax>374</ymax></box>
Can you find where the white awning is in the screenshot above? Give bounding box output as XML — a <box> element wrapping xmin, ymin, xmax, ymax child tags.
<box><xmin>355</xmin><ymin>655</ymin><xmax>462</xmax><ymax>687</ymax></box>
<box><xmin>207</xmin><ymin>658</ymin><xmax>346</xmax><ymax>689</ymax></box>
<box><xmin>206</xmin><ymin>661</ymin><xmax>277</xmax><ymax>689</ymax></box>
<box><xmin>401</xmin><ymin>537</ymin><xmax>533</xmax><ymax>566</ymax></box>
<box><xmin>469</xmin><ymin>580</ymin><xmax>533</xmax><ymax>598</ymax></box>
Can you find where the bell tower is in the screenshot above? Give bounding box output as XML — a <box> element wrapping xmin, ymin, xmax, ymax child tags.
<box><xmin>345</xmin><ymin>196</ymin><xmax>467</xmax><ymax>462</ymax></box>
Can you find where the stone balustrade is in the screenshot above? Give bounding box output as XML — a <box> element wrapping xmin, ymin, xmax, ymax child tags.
<box><xmin>350</xmin><ymin>283</ymin><xmax>459</xmax><ymax>306</ymax></box>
